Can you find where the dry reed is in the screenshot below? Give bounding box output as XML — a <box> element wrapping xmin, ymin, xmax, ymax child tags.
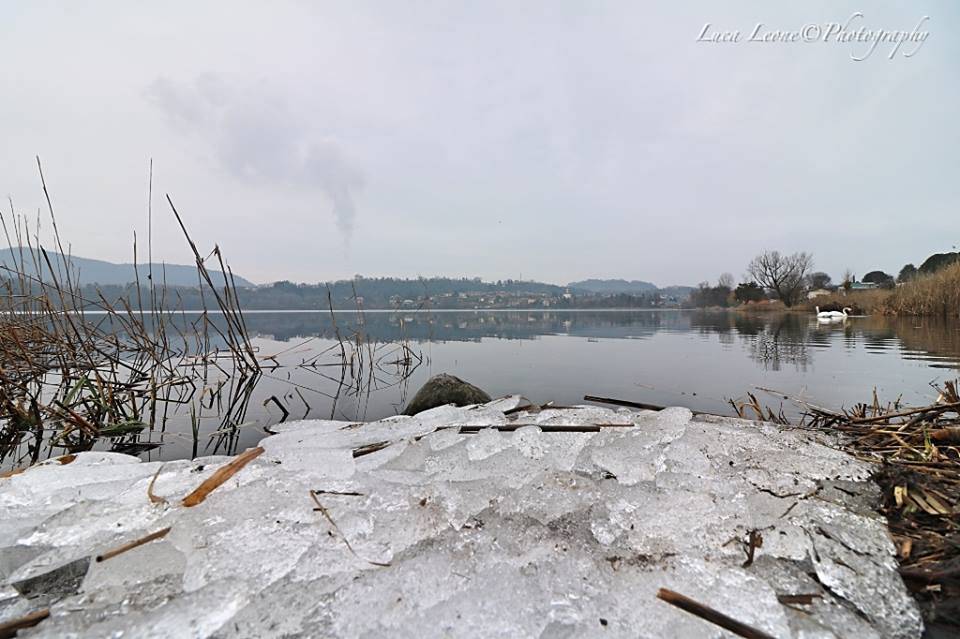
<box><xmin>0</xmin><ymin>164</ymin><xmax>422</xmax><ymax>470</ymax></box>
<box><xmin>884</xmin><ymin>262</ymin><xmax>960</xmax><ymax>318</ymax></box>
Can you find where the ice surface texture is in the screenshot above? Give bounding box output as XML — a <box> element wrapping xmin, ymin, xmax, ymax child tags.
<box><xmin>0</xmin><ymin>402</ymin><xmax>922</xmax><ymax>638</ymax></box>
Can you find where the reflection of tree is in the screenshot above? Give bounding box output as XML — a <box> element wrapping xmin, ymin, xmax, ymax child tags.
<box><xmin>732</xmin><ymin>314</ymin><xmax>766</xmax><ymax>337</ymax></box>
<box><xmin>232</xmin><ymin>310</ymin><xmax>691</xmax><ymax>344</ymax></box>
<box><xmin>743</xmin><ymin>315</ymin><xmax>811</xmax><ymax>372</ymax></box>
<box><xmin>103</xmin><ymin>310</ymin><xmax>960</xmax><ymax>375</ymax></box>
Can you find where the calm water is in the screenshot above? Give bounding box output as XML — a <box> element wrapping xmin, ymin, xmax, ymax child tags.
<box><xmin>12</xmin><ymin>310</ymin><xmax>960</xmax><ymax>465</ymax></box>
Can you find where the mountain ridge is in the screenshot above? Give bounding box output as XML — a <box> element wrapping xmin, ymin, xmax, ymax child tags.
<box><xmin>567</xmin><ymin>278</ymin><xmax>658</xmax><ymax>294</ymax></box>
<box><xmin>0</xmin><ymin>249</ymin><xmax>695</xmax><ymax>300</ymax></box>
<box><xmin>0</xmin><ymin>248</ymin><xmax>255</xmax><ymax>288</ymax></box>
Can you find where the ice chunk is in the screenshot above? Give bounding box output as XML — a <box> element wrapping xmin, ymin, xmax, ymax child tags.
<box><xmin>267</xmin><ymin>419</ymin><xmax>357</xmax><ymax>434</ymax></box>
<box><xmin>0</xmin><ymin>407</ymin><xmax>922</xmax><ymax>638</ymax></box>
<box><xmin>482</xmin><ymin>394</ymin><xmax>528</xmax><ymax>413</ymax></box>
<box><xmin>83</xmin><ymin>539</ymin><xmax>185</xmax><ymax>594</ymax></box>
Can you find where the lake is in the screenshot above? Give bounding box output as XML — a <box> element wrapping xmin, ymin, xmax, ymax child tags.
<box><xmin>6</xmin><ymin>309</ymin><xmax>960</xmax><ymax>466</ymax></box>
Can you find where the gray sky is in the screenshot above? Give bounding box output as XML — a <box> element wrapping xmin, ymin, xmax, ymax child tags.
<box><xmin>1</xmin><ymin>2</ymin><xmax>956</xmax><ymax>286</ymax></box>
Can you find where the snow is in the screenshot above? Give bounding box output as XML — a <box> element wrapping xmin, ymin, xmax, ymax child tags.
<box><xmin>0</xmin><ymin>401</ymin><xmax>922</xmax><ymax>638</ymax></box>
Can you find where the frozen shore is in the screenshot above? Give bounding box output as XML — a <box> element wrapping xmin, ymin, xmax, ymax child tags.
<box><xmin>1</xmin><ymin>399</ymin><xmax>922</xmax><ymax>638</ymax></box>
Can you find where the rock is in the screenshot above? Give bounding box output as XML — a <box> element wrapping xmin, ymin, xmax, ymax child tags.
<box><xmin>402</xmin><ymin>374</ymin><xmax>492</xmax><ymax>415</ymax></box>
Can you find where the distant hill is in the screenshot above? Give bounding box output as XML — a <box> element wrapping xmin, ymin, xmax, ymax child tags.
<box><xmin>0</xmin><ymin>248</ymin><xmax>254</xmax><ymax>288</ymax></box>
<box><xmin>567</xmin><ymin>279</ymin><xmax>658</xmax><ymax>294</ymax></box>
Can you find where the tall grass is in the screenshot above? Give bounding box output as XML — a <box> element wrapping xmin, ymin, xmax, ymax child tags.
<box><xmin>798</xmin><ymin>265</ymin><xmax>960</xmax><ymax>317</ymax></box>
<box><xmin>0</xmin><ymin>165</ymin><xmax>422</xmax><ymax>469</ymax></box>
<box><xmin>0</xmin><ymin>195</ymin><xmax>260</xmax><ymax>468</ymax></box>
<box><xmin>883</xmin><ymin>262</ymin><xmax>960</xmax><ymax>318</ymax></box>
<box><xmin>800</xmin><ymin>289</ymin><xmax>892</xmax><ymax>315</ymax></box>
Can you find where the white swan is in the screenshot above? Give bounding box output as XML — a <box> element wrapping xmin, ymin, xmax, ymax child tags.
<box><xmin>815</xmin><ymin>306</ymin><xmax>852</xmax><ymax>319</ymax></box>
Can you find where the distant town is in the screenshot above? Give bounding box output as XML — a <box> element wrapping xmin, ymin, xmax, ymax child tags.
<box><xmin>3</xmin><ymin>248</ymin><xmax>957</xmax><ymax>315</ymax></box>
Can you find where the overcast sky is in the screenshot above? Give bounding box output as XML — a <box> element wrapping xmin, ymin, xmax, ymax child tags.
<box><xmin>1</xmin><ymin>2</ymin><xmax>957</xmax><ymax>286</ymax></box>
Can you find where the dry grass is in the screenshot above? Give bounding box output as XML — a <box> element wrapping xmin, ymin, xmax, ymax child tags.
<box><xmin>0</xmin><ymin>168</ymin><xmax>423</xmax><ymax>470</ymax></box>
<box><xmin>181</xmin><ymin>446</ymin><xmax>263</xmax><ymax>506</ymax></box>
<box><xmin>800</xmin><ymin>289</ymin><xmax>892</xmax><ymax>315</ymax></box>
<box><xmin>800</xmin><ymin>263</ymin><xmax>960</xmax><ymax>318</ymax></box>
<box><xmin>0</xmin><ymin>199</ymin><xmax>260</xmax><ymax>469</ymax></box>
<box><xmin>883</xmin><ymin>262</ymin><xmax>960</xmax><ymax>318</ymax></box>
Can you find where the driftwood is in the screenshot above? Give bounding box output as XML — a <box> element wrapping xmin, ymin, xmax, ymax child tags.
<box><xmin>456</xmin><ymin>423</ymin><xmax>634</xmax><ymax>433</ymax></box>
<box><xmin>583</xmin><ymin>394</ymin><xmax>665</xmax><ymax>412</ymax></box>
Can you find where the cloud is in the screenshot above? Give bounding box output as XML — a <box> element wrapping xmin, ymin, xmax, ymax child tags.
<box><xmin>146</xmin><ymin>75</ymin><xmax>363</xmax><ymax>239</ymax></box>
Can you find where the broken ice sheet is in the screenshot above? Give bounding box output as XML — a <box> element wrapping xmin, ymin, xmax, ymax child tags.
<box><xmin>11</xmin><ymin>556</ymin><xmax>90</xmax><ymax>603</ymax></box>
<box><xmin>0</xmin><ymin>402</ymin><xmax>923</xmax><ymax>638</ymax></box>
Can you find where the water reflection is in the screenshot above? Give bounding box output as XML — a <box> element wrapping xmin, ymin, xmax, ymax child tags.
<box><xmin>5</xmin><ymin>310</ymin><xmax>957</xmax><ymax>468</ymax></box>
<box><xmin>237</xmin><ymin>309</ymin><xmax>676</xmax><ymax>343</ymax></box>
<box><xmin>232</xmin><ymin>310</ymin><xmax>960</xmax><ymax>374</ymax></box>
<box><xmin>63</xmin><ymin>310</ymin><xmax>960</xmax><ymax>371</ymax></box>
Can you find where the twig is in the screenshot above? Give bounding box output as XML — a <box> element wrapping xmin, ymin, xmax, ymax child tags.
<box><xmin>96</xmin><ymin>527</ymin><xmax>172</xmax><ymax>562</ymax></box>
<box><xmin>308</xmin><ymin>490</ymin><xmax>390</xmax><ymax>567</ymax></box>
<box><xmin>741</xmin><ymin>530</ymin><xmax>763</xmax><ymax>568</ymax></box>
<box><xmin>0</xmin><ymin>608</ymin><xmax>50</xmax><ymax>638</ymax></box>
<box><xmin>656</xmin><ymin>588</ymin><xmax>776</xmax><ymax>639</ymax></box>
<box><xmin>848</xmin><ymin>402</ymin><xmax>960</xmax><ymax>425</ymax></box>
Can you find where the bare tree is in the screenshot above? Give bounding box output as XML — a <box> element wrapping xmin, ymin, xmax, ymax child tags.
<box><xmin>746</xmin><ymin>251</ymin><xmax>813</xmax><ymax>307</ymax></box>
<box><xmin>805</xmin><ymin>271</ymin><xmax>832</xmax><ymax>290</ymax></box>
<box><xmin>841</xmin><ymin>268</ymin><xmax>854</xmax><ymax>291</ymax></box>
<box><xmin>717</xmin><ymin>272</ymin><xmax>735</xmax><ymax>290</ymax></box>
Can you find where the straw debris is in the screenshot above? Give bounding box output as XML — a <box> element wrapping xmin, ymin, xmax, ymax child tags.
<box><xmin>181</xmin><ymin>446</ymin><xmax>263</xmax><ymax>507</ymax></box>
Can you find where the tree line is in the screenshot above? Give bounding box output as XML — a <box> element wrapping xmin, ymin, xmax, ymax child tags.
<box><xmin>688</xmin><ymin>250</ymin><xmax>960</xmax><ymax>308</ymax></box>
<box><xmin>1</xmin><ymin>276</ymin><xmax>666</xmax><ymax>312</ymax></box>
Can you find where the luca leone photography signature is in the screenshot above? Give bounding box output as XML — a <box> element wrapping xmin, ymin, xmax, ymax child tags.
<box><xmin>697</xmin><ymin>12</ymin><xmax>930</xmax><ymax>61</ymax></box>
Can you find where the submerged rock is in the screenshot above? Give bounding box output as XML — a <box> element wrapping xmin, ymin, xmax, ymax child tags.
<box><xmin>402</xmin><ymin>373</ymin><xmax>492</xmax><ymax>415</ymax></box>
<box><xmin>0</xmin><ymin>403</ymin><xmax>923</xmax><ymax>638</ymax></box>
